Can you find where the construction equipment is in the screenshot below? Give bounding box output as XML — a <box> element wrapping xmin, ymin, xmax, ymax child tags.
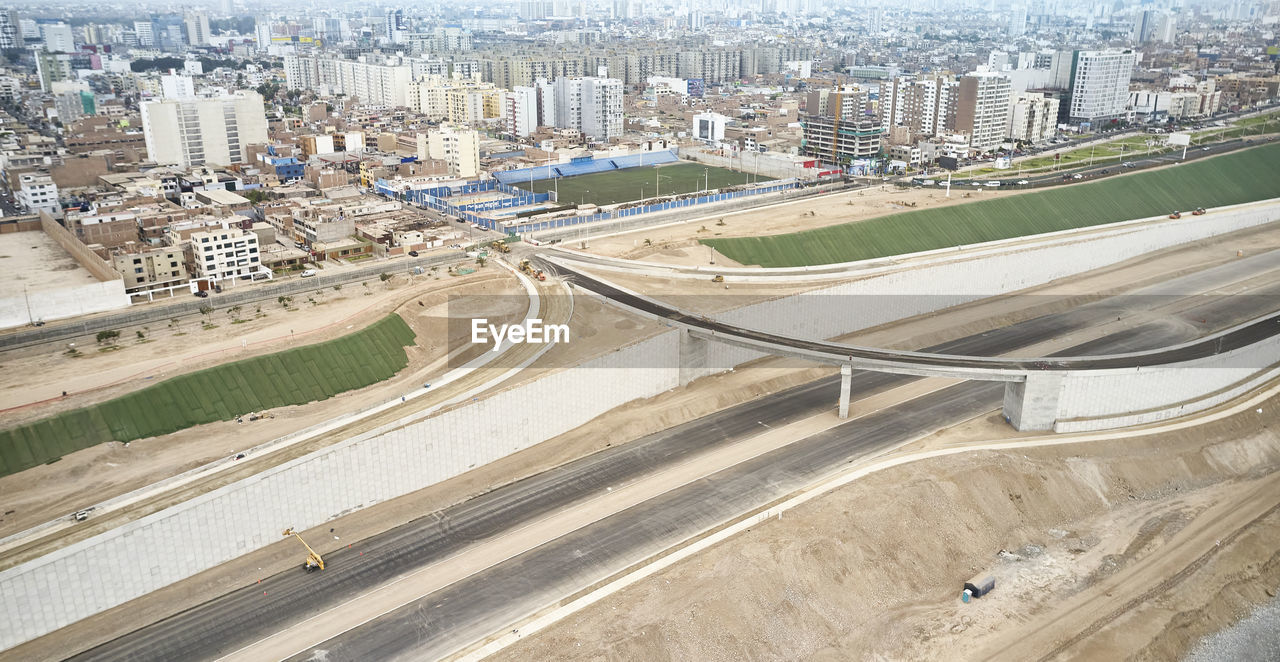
<box><xmin>490</xmin><ymin>240</ymin><xmax>510</xmax><ymax>254</ymax></box>
<box><xmin>282</xmin><ymin>528</ymin><xmax>325</xmax><ymax>571</ymax></box>
<box><xmin>518</xmin><ymin>259</ymin><xmax>547</xmax><ymax>280</ymax></box>
<box><xmin>1192</xmin><ymin>207</ymin><xmax>1207</xmax><ymax>215</ymax></box>
<box><xmin>711</xmin><ymin>275</ymin><xmax>724</xmax><ymax>283</ymax></box>
<box><xmin>1168</xmin><ymin>211</ymin><xmax>1182</xmax><ymax>219</ymax></box>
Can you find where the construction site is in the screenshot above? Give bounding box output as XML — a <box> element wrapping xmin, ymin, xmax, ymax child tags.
<box><xmin>3</xmin><ymin>143</ymin><xmax>1280</xmax><ymax>662</ymax></box>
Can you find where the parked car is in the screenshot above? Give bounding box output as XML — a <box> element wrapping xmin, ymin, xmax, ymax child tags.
<box><xmin>1072</xmin><ymin>173</ymin><xmax>1084</xmax><ymax>180</ymax></box>
<box><xmin>1123</xmin><ymin>162</ymin><xmax>1136</xmax><ymax>168</ymax></box>
<box><xmin>194</xmin><ymin>290</ymin><xmax>209</xmax><ymax>298</ymax></box>
<box><xmin>300</xmin><ymin>269</ymin><xmax>317</xmax><ymax>278</ymax></box>
<box><xmin>408</xmin><ymin>250</ymin><xmax>419</xmax><ymax>257</ymax></box>
<box><xmin>1016</xmin><ymin>179</ymin><xmax>1030</xmax><ymax>185</ymax></box>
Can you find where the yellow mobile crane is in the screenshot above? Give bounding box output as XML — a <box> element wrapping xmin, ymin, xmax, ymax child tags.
<box><xmin>282</xmin><ymin>528</ymin><xmax>325</xmax><ymax>572</ymax></box>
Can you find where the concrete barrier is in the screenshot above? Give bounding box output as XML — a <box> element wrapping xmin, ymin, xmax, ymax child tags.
<box><xmin>0</xmin><ymin>331</ymin><xmax>681</xmax><ymax>650</ymax></box>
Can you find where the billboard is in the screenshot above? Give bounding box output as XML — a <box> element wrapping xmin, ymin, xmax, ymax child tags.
<box><xmin>937</xmin><ymin>156</ymin><xmax>959</xmax><ymax>171</ymax></box>
<box><xmin>1168</xmin><ymin>132</ymin><xmax>1191</xmax><ymax>146</ymax></box>
<box><xmin>687</xmin><ymin>78</ymin><xmax>705</xmax><ymax>98</ymax></box>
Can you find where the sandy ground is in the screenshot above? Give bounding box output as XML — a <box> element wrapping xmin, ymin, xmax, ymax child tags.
<box><xmin>0</xmin><ymin>231</ymin><xmax>100</xmax><ymax>297</ymax></box>
<box><xmin>0</xmin><ymin>267</ymin><xmax>528</xmax><ymax>538</ymax></box>
<box><xmin>13</xmin><ymin>220</ymin><xmax>1280</xmax><ymax>662</ymax></box>
<box><xmin>492</xmin><ymin>399</ymin><xmax>1280</xmax><ymax>662</ymax></box>
<box><xmin>1</xmin><ymin>268</ymin><xmax>509</xmax><ymax>419</ymax></box>
<box><xmin>580</xmin><ymin>143</ymin><xmax>1277</xmax><ymax>268</ymax></box>
<box><xmin>583</xmin><ymin>182</ymin><xmax>1035</xmax><ymax>265</ymax></box>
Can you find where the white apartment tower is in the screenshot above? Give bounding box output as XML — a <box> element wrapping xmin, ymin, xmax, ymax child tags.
<box><xmin>184</xmin><ymin>11</ymin><xmax>210</xmax><ymax>46</ymax></box>
<box><xmin>1007</xmin><ymin>92</ymin><xmax>1060</xmax><ymax>144</ymax></box>
<box><xmin>424</xmin><ymin>125</ymin><xmax>480</xmax><ymax>178</ymax></box>
<box><xmin>503</xmin><ymin>86</ymin><xmax>538</xmax><ymax>138</ymax></box>
<box><xmin>553</xmin><ymin>76</ymin><xmax>623</xmax><ymax>141</ymax></box>
<box><xmin>1066</xmin><ymin>50</ymin><xmax>1135</xmax><ymax>124</ymax></box>
<box><xmin>141</xmin><ymin>92</ymin><xmax>268</xmax><ymax>168</ymax></box>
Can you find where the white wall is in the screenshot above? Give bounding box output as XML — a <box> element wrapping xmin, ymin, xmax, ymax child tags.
<box><xmin>0</xmin><ymin>331</ymin><xmax>681</xmax><ymax>650</ymax></box>
<box><xmin>0</xmin><ymin>279</ymin><xmax>130</xmax><ymax>329</ymax></box>
<box><xmin>1054</xmin><ymin>332</ymin><xmax>1280</xmax><ymax>432</ymax></box>
<box><xmin>4</xmin><ymin>202</ymin><xmax>1280</xmax><ymax>650</ymax></box>
<box><xmin>703</xmin><ymin>202</ymin><xmax>1280</xmax><ymax>372</ymax></box>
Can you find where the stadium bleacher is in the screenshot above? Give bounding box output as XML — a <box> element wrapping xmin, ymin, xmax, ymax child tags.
<box><xmin>494</xmin><ymin>149</ymin><xmax>679</xmax><ymax>185</ymax></box>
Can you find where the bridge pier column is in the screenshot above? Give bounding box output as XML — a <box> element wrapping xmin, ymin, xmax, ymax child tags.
<box><xmin>1002</xmin><ymin>373</ymin><xmax>1064</xmax><ymax>431</ymax></box>
<box><xmin>678</xmin><ymin>330</ymin><xmax>711</xmax><ymax>387</ymax></box>
<box><xmin>838</xmin><ymin>364</ymin><xmax>852</xmax><ymax>419</ymax></box>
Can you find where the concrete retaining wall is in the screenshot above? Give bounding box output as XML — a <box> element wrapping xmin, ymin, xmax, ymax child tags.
<box><xmin>1053</xmin><ymin>333</ymin><xmax>1280</xmax><ymax>432</ymax></box>
<box><xmin>678</xmin><ymin>147</ymin><xmax>813</xmax><ymax>181</ymax></box>
<box><xmin>0</xmin><ymin>331</ymin><xmax>681</xmax><ymax>650</ymax></box>
<box><xmin>0</xmin><ymin>278</ymin><xmax>130</xmax><ymax>330</ymax></box>
<box><xmin>702</xmin><ymin>201</ymin><xmax>1280</xmax><ymax>372</ymax></box>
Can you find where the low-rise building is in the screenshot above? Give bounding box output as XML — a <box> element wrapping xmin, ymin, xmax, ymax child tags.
<box><xmin>189</xmin><ymin>222</ymin><xmax>262</xmax><ymax>282</ymax></box>
<box><xmin>18</xmin><ymin>174</ymin><xmax>59</xmax><ymax>216</ymax></box>
<box><xmin>111</xmin><ymin>245</ymin><xmax>187</xmax><ymax>292</ymax></box>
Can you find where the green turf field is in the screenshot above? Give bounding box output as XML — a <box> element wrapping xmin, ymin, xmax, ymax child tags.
<box><xmin>0</xmin><ymin>314</ymin><xmax>417</xmax><ymax>478</ymax></box>
<box><xmin>514</xmin><ymin>161</ymin><xmax>774</xmax><ymax>206</ymax></box>
<box><xmin>702</xmin><ymin>142</ymin><xmax>1280</xmax><ymax>268</ymax></box>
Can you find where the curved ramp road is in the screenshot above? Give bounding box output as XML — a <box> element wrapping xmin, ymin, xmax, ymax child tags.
<box><xmin>539</xmin><ymin>257</ymin><xmax>1280</xmax><ymax>378</ymax></box>
<box><xmin>64</xmin><ymin>256</ymin><xmax>1280</xmax><ymax>662</ymax></box>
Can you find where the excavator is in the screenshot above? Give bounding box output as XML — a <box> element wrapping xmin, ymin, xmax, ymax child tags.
<box><xmin>282</xmin><ymin>528</ymin><xmax>325</xmax><ymax>572</ymax></box>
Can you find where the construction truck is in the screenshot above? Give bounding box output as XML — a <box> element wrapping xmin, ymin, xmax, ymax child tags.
<box><xmin>1168</xmin><ymin>211</ymin><xmax>1182</xmax><ymax>219</ymax></box>
<box><xmin>712</xmin><ymin>275</ymin><xmax>725</xmax><ymax>283</ymax></box>
<box><xmin>1192</xmin><ymin>207</ymin><xmax>1207</xmax><ymax>215</ymax></box>
<box><xmin>490</xmin><ymin>241</ymin><xmax>511</xmax><ymax>254</ymax></box>
<box><xmin>518</xmin><ymin>259</ymin><xmax>547</xmax><ymax>281</ymax></box>
<box><xmin>282</xmin><ymin>528</ymin><xmax>325</xmax><ymax>572</ymax></box>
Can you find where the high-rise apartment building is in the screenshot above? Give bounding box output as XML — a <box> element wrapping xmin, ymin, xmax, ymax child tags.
<box><xmin>0</xmin><ymin>11</ymin><xmax>20</xmax><ymax>49</ymax></box>
<box><xmin>406</xmin><ymin>73</ymin><xmax>500</xmax><ymax>122</ymax></box>
<box><xmin>1133</xmin><ymin>10</ymin><xmax>1175</xmax><ymax>44</ymax></box>
<box><xmin>553</xmin><ymin>76</ymin><xmax>623</xmax><ymax>141</ymax></box>
<box><xmin>421</xmin><ymin>125</ymin><xmax>480</xmax><ymax>178</ymax></box>
<box><xmin>141</xmin><ymin>92</ymin><xmax>268</xmax><ymax>168</ymax></box>
<box><xmin>183</xmin><ymin>11</ymin><xmax>210</xmax><ymax>46</ymax></box>
<box><xmin>956</xmin><ymin>72</ymin><xmax>1013</xmax><ymax>151</ymax></box>
<box><xmin>1006</xmin><ymin>92</ymin><xmax>1060</xmax><ymax>144</ymax></box>
<box><xmin>880</xmin><ymin>75</ymin><xmax>959</xmax><ymax>137</ymax></box>
<box><xmin>802</xmin><ymin>85</ymin><xmax>883</xmax><ymax>164</ymax></box>
<box><xmin>285</xmin><ymin>55</ymin><xmax>414</xmax><ymax>108</ymax></box>
<box><xmin>40</xmin><ymin>22</ymin><xmax>74</xmax><ymax>53</ymax></box>
<box><xmin>1066</xmin><ymin>49</ymin><xmax>1135</xmax><ymax>124</ymax></box>
<box><xmin>503</xmin><ymin>86</ymin><xmax>538</xmax><ymax>138</ymax></box>
<box><xmin>134</xmin><ymin>20</ymin><xmax>155</xmax><ymax>47</ymax></box>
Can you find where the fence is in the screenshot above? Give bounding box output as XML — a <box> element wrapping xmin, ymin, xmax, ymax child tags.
<box><xmin>492</xmin><ymin>149</ymin><xmax>680</xmax><ymax>185</ymax></box>
<box><xmin>1</xmin><ymin>253</ymin><xmax>461</xmax><ymax>351</ymax></box>
<box><xmin>499</xmin><ymin>181</ymin><xmax>800</xmax><ymax>234</ymax></box>
<box><xmin>532</xmin><ymin>180</ymin><xmax>861</xmax><ymax>243</ymax></box>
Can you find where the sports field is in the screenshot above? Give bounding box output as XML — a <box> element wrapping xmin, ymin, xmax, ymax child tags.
<box><xmin>0</xmin><ymin>314</ymin><xmax>416</xmax><ymax>478</ymax></box>
<box><xmin>702</xmin><ymin>142</ymin><xmax>1280</xmax><ymax>268</ymax></box>
<box><xmin>515</xmin><ymin>162</ymin><xmax>774</xmax><ymax>206</ymax></box>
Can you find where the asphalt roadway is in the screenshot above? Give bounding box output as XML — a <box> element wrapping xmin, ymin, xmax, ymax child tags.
<box><xmin>542</xmin><ymin>254</ymin><xmax>1280</xmax><ymax>374</ymax></box>
<box><xmin>66</xmin><ymin>251</ymin><xmax>1280</xmax><ymax>662</ymax></box>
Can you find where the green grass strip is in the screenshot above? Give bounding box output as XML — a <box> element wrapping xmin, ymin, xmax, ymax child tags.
<box><xmin>0</xmin><ymin>314</ymin><xmax>417</xmax><ymax>478</ymax></box>
<box><xmin>702</xmin><ymin>142</ymin><xmax>1280</xmax><ymax>267</ymax></box>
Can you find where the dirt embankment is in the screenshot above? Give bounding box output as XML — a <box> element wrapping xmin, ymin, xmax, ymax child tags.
<box><xmin>495</xmin><ymin>402</ymin><xmax>1280</xmax><ymax>662</ymax></box>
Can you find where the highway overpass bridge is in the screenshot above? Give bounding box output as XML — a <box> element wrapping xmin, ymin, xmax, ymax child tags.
<box><xmin>540</xmin><ymin>256</ymin><xmax>1280</xmax><ymax>432</ymax></box>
